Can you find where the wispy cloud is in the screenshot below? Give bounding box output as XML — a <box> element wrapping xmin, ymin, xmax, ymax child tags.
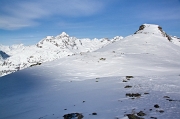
<box><xmin>0</xmin><ymin>0</ymin><xmax>105</xmax><ymax>30</ymax></box>
<box><xmin>137</xmin><ymin>3</ymin><xmax>180</xmax><ymax>21</ymax></box>
<box><xmin>142</xmin><ymin>10</ymin><xmax>180</xmax><ymax>21</ymax></box>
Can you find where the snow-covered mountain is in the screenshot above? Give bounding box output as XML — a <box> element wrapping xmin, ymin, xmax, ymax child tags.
<box><xmin>171</xmin><ymin>36</ymin><xmax>180</xmax><ymax>47</ymax></box>
<box><xmin>0</xmin><ymin>33</ymin><xmax>123</xmax><ymax>76</ymax></box>
<box><xmin>0</xmin><ymin>24</ymin><xmax>180</xmax><ymax>119</ymax></box>
<box><xmin>41</xmin><ymin>24</ymin><xmax>180</xmax><ymax>77</ymax></box>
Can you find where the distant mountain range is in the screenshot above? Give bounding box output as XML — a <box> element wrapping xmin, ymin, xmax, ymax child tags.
<box><xmin>0</xmin><ymin>32</ymin><xmax>123</xmax><ymax>76</ymax></box>
<box><xmin>0</xmin><ymin>24</ymin><xmax>180</xmax><ymax>77</ymax></box>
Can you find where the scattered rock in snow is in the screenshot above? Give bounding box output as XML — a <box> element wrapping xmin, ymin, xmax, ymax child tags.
<box><xmin>30</xmin><ymin>62</ymin><xmax>42</xmax><ymax>67</ymax></box>
<box><xmin>126</xmin><ymin>76</ymin><xmax>134</xmax><ymax>80</ymax></box>
<box><xmin>126</xmin><ymin>93</ymin><xmax>141</xmax><ymax>98</ymax></box>
<box><xmin>154</xmin><ymin>104</ymin><xmax>160</xmax><ymax>108</ymax></box>
<box><xmin>163</xmin><ymin>96</ymin><xmax>170</xmax><ymax>98</ymax></box>
<box><xmin>163</xmin><ymin>96</ymin><xmax>180</xmax><ymax>102</ymax></box>
<box><xmin>63</xmin><ymin>113</ymin><xmax>84</xmax><ymax>119</ymax></box>
<box><xmin>166</xmin><ymin>98</ymin><xmax>180</xmax><ymax>102</ymax></box>
<box><xmin>124</xmin><ymin>85</ymin><xmax>132</xmax><ymax>88</ymax></box>
<box><xmin>144</xmin><ymin>92</ymin><xmax>149</xmax><ymax>95</ymax></box>
<box><xmin>126</xmin><ymin>114</ymin><xmax>144</xmax><ymax>119</ymax></box>
<box><xmin>150</xmin><ymin>117</ymin><xmax>157</xmax><ymax>119</ymax></box>
<box><xmin>99</xmin><ymin>58</ymin><xmax>106</xmax><ymax>61</ymax></box>
<box><xmin>166</xmin><ymin>99</ymin><xmax>174</xmax><ymax>101</ymax></box>
<box><xmin>158</xmin><ymin>110</ymin><xmax>164</xmax><ymax>113</ymax></box>
<box><xmin>123</xmin><ymin>80</ymin><xmax>128</xmax><ymax>82</ymax></box>
<box><xmin>92</xmin><ymin>112</ymin><xmax>97</xmax><ymax>115</ymax></box>
<box><xmin>137</xmin><ymin>111</ymin><xmax>146</xmax><ymax>116</ymax></box>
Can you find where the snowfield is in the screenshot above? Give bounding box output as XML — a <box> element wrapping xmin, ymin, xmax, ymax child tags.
<box><xmin>0</xmin><ymin>24</ymin><xmax>180</xmax><ymax>119</ymax></box>
<box><xmin>0</xmin><ymin>33</ymin><xmax>123</xmax><ymax>77</ymax></box>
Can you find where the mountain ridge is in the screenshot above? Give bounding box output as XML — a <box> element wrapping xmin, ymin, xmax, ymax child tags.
<box><xmin>134</xmin><ymin>24</ymin><xmax>172</xmax><ymax>41</ymax></box>
<box><xmin>0</xmin><ymin>33</ymin><xmax>123</xmax><ymax>76</ymax></box>
<box><xmin>0</xmin><ymin>24</ymin><xmax>180</xmax><ymax>77</ymax></box>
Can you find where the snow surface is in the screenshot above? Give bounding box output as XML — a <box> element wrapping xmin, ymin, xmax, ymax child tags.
<box><xmin>172</xmin><ymin>36</ymin><xmax>180</xmax><ymax>47</ymax></box>
<box><xmin>0</xmin><ymin>24</ymin><xmax>180</xmax><ymax>119</ymax></box>
<box><xmin>0</xmin><ymin>33</ymin><xmax>123</xmax><ymax>76</ymax></box>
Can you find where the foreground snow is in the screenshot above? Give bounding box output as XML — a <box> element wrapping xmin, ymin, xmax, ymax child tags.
<box><xmin>1</xmin><ymin>70</ymin><xmax>180</xmax><ymax>119</ymax></box>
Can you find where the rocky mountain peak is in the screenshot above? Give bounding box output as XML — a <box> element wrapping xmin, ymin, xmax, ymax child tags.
<box><xmin>56</xmin><ymin>32</ymin><xmax>69</xmax><ymax>38</ymax></box>
<box><xmin>134</xmin><ymin>24</ymin><xmax>172</xmax><ymax>41</ymax></box>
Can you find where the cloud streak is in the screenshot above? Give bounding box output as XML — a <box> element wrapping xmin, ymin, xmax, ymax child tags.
<box><xmin>0</xmin><ymin>0</ymin><xmax>105</xmax><ymax>30</ymax></box>
<box><xmin>140</xmin><ymin>7</ymin><xmax>180</xmax><ymax>21</ymax></box>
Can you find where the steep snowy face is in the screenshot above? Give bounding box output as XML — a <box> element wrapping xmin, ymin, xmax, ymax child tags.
<box><xmin>134</xmin><ymin>24</ymin><xmax>172</xmax><ymax>41</ymax></box>
<box><xmin>0</xmin><ymin>51</ymin><xmax>9</xmax><ymax>60</ymax></box>
<box><xmin>0</xmin><ymin>50</ymin><xmax>10</xmax><ymax>64</ymax></box>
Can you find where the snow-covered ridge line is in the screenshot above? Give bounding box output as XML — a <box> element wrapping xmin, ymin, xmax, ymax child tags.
<box><xmin>0</xmin><ymin>32</ymin><xmax>123</xmax><ymax>77</ymax></box>
<box><xmin>1</xmin><ymin>23</ymin><xmax>180</xmax><ymax>77</ymax></box>
<box><xmin>134</xmin><ymin>24</ymin><xmax>172</xmax><ymax>41</ymax></box>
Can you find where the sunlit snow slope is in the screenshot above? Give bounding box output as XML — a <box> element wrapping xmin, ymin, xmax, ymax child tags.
<box><xmin>32</xmin><ymin>24</ymin><xmax>180</xmax><ymax>78</ymax></box>
<box><xmin>0</xmin><ymin>33</ymin><xmax>123</xmax><ymax>76</ymax></box>
<box><xmin>0</xmin><ymin>24</ymin><xmax>180</xmax><ymax>119</ymax></box>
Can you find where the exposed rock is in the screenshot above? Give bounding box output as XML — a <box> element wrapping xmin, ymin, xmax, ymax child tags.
<box><xmin>126</xmin><ymin>114</ymin><xmax>144</xmax><ymax>119</ymax></box>
<box><xmin>144</xmin><ymin>92</ymin><xmax>149</xmax><ymax>95</ymax></box>
<box><xmin>63</xmin><ymin>113</ymin><xmax>84</xmax><ymax>119</ymax></box>
<box><xmin>126</xmin><ymin>93</ymin><xmax>141</xmax><ymax>97</ymax></box>
<box><xmin>134</xmin><ymin>25</ymin><xmax>146</xmax><ymax>34</ymax></box>
<box><xmin>99</xmin><ymin>58</ymin><xmax>106</xmax><ymax>60</ymax></box>
<box><xmin>126</xmin><ymin>76</ymin><xmax>134</xmax><ymax>79</ymax></box>
<box><xmin>154</xmin><ymin>104</ymin><xmax>160</xmax><ymax>108</ymax></box>
<box><xmin>163</xmin><ymin>96</ymin><xmax>170</xmax><ymax>98</ymax></box>
<box><xmin>124</xmin><ymin>85</ymin><xmax>132</xmax><ymax>88</ymax></box>
<box><xmin>137</xmin><ymin>111</ymin><xmax>146</xmax><ymax>116</ymax></box>
<box><xmin>158</xmin><ymin>26</ymin><xmax>172</xmax><ymax>41</ymax></box>
<box><xmin>123</xmin><ymin>80</ymin><xmax>128</xmax><ymax>82</ymax></box>
<box><xmin>92</xmin><ymin>112</ymin><xmax>97</xmax><ymax>115</ymax></box>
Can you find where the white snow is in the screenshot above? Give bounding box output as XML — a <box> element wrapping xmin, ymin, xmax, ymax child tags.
<box><xmin>0</xmin><ymin>32</ymin><xmax>123</xmax><ymax>76</ymax></box>
<box><xmin>0</xmin><ymin>24</ymin><xmax>180</xmax><ymax>119</ymax></box>
<box><xmin>136</xmin><ymin>24</ymin><xmax>162</xmax><ymax>35</ymax></box>
<box><xmin>171</xmin><ymin>36</ymin><xmax>180</xmax><ymax>47</ymax></box>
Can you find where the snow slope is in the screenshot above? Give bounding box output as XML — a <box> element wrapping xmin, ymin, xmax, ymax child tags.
<box><xmin>0</xmin><ymin>24</ymin><xmax>180</xmax><ymax>119</ymax></box>
<box><xmin>0</xmin><ymin>33</ymin><xmax>123</xmax><ymax>76</ymax></box>
<box><xmin>39</xmin><ymin>24</ymin><xmax>180</xmax><ymax>77</ymax></box>
<box><xmin>171</xmin><ymin>36</ymin><xmax>180</xmax><ymax>47</ymax></box>
<box><xmin>1</xmin><ymin>72</ymin><xmax>180</xmax><ymax>119</ymax></box>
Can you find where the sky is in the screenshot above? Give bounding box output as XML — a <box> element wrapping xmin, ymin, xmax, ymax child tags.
<box><xmin>0</xmin><ymin>0</ymin><xmax>180</xmax><ymax>45</ymax></box>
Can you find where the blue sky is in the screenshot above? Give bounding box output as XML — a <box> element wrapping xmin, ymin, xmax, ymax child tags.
<box><xmin>0</xmin><ymin>0</ymin><xmax>180</xmax><ymax>45</ymax></box>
